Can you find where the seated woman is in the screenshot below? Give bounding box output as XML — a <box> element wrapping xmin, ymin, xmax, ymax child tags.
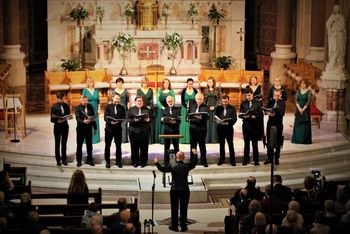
<box><xmin>67</xmin><ymin>169</ymin><xmax>89</xmax><ymax>215</ymax></box>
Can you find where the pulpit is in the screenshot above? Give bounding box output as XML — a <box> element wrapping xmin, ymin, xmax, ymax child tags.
<box><xmin>146</xmin><ymin>65</ymin><xmax>164</xmax><ymax>91</ymax></box>
<box><xmin>136</xmin><ymin>0</ymin><xmax>159</xmax><ymax>30</ymax></box>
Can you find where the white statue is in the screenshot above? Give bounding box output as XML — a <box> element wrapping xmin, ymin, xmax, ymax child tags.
<box><xmin>326</xmin><ymin>5</ymin><xmax>346</xmax><ymax>71</ymax></box>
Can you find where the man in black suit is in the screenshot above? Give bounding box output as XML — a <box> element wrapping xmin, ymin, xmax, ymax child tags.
<box><xmin>50</xmin><ymin>92</ymin><xmax>71</xmax><ymax>166</ymax></box>
<box><xmin>155</xmin><ymin>149</ymin><xmax>198</xmax><ymax>232</ymax></box>
<box><xmin>161</xmin><ymin>95</ymin><xmax>181</xmax><ymax>165</ymax></box>
<box><xmin>187</xmin><ymin>93</ymin><xmax>208</xmax><ymax>167</ymax></box>
<box><xmin>75</xmin><ymin>94</ymin><xmax>97</xmax><ymax>167</ymax></box>
<box><xmin>239</xmin><ymin>88</ymin><xmax>263</xmax><ymax>166</ymax></box>
<box><xmin>104</xmin><ymin>93</ymin><xmax>126</xmax><ymax>169</ymax></box>
<box><xmin>127</xmin><ymin>96</ymin><xmax>152</xmax><ymax>168</ymax></box>
<box><xmin>273</xmin><ymin>174</ymin><xmax>292</xmax><ymax>203</ymax></box>
<box><xmin>215</xmin><ymin>95</ymin><xmax>237</xmax><ymax>166</ymax></box>
<box><xmin>264</xmin><ymin>89</ymin><xmax>285</xmax><ymax>165</ymax></box>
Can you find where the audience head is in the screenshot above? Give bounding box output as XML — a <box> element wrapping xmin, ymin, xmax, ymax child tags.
<box><xmin>264</xmin><ymin>184</ymin><xmax>272</xmax><ymax>197</ymax></box>
<box><xmin>336</xmin><ymin>188</ymin><xmax>348</xmax><ymax>204</ymax></box>
<box><xmin>118</xmin><ymin>197</ymin><xmax>128</xmax><ymax>210</ymax></box>
<box><xmin>162</xmin><ymin>78</ymin><xmax>172</xmax><ymax>90</ymax></box>
<box><xmin>27</xmin><ymin>211</ymin><xmax>40</xmax><ymax>223</ymax></box>
<box><xmin>345</xmin><ymin>200</ymin><xmax>350</xmax><ymax>212</ymax></box>
<box><xmin>125</xmin><ymin>223</ymin><xmax>136</xmax><ymax>234</ymax></box>
<box><xmin>324</xmin><ymin>199</ymin><xmax>335</xmax><ymax>214</ymax></box>
<box><xmin>288</xmin><ymin>200</ymin><xmax>300</xmax><ymax>212</ymax></box>
<box><xmin>87</xmin><ymin>78</ymin><xmax>95</xmax><ymax>88</ymax></box>
<box><xmin>175</xmin><ymin>151</ymin><xmax>185</xmax><ymax>162</ymax></box>
<box><xmin>285</xmin><ymin>210</ymin><xmax>298</xmax><ymax>227</ymax></box>
<box><xmin>195</xmin><ymin>93</ymin><xmax>204</xmax><ymax>105</ymax></box>
<box><xmin>20</xmin><ymin>192</ymin><xmax>31</xmax><ymax>204</ymax></box>
<box><xmin>120</xmin><ymin>209</ymin><xmax>131</xmax><ymax>224</ymax></box>
<box><xmin>90</xmin><ymin>215</ymin><xmax>103</xmax><ymax>234</ymax></box>
<box><xmin>88</xmin><ymin>202</ymin><xmax>99</xmax><ymax>213</ymax></box>
<box><xmin>246</xmin><ymin>176</ymin><xmax>257</xmax><ymax>189</ymax></box>
<box><xmin>254</xmin><ymin>211</ymin><xmax>266</xmax><ymax>226</ymax></box>
<box><xmin>314</xmin><ymin>210</ymin><xmax>326</xmax><ymax>224</ymax></box>
<box><xmin>248</xmin><ymin>199</ymin><xmax>262</xmax><ymax>215</ymax></box>
<box><xmin>68</xmin><ymin>169</ymin><xmax>88</xmax><ymax>194</ymax></box>
<box><xmin>39</xmin><ymin>230</ymin><xmax>50</xmax><ymax>234</ymax></box>
<box><xmin>303</xmin><ymin>176</ymin><xmax>315</xmax><ymax>191</ymax></box>
<box><xmin>274</xmin><ymin>174</ymin><xmax>283</xmax><ymax>184</ymax></box>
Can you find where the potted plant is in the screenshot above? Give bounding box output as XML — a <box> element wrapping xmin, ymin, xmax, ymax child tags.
<box><xmin>187</xmin><ymin>2</ymin><xmax>199</xmax><ymax>29</ymax></box>
<box><xmin>215</xmin><ymin>56</ymin><xmax>233</xmax><ymax>70</ymax></box>
<box><xmin>161</xmin><ymin>3</ymin><xmax>170</xmax><ymax>29</ymax></box>
<box><xmin>161</xmin><ymin>32</ymin><xmax>184</xmax><ymax>75</ymax></box>
<box><xmin>96</xmin><ymin>6</ymin><xmax>105</xmax><ymax>29</ymax></box>
<box><xmin>69</xmin><ymin>7</ymin><xmax>89</xmax><ymax>26</ymax></box>
<box><xmin>207</xmin><ymin>4</ymin><xmax>225</xmax><ymax>25</ymax></box>
<box><xmin>60</xmin><ymin>58</ymin><xmax>82</xmax><ymax>71</ymax></box>
<box><xmin>111</xmin><ymin>32</ymin><xmax>136</xmax><ymax>75</ymax></box>
<box><xmin>124</xmin><ymin>1</ymin><xmax>134</xmax><ymax>29</ymax></box>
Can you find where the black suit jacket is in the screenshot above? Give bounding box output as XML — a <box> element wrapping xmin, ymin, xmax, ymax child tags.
<box><xmin>127</xmin><ymin>106</ymin><xmax>151</xmax><ymax>135</ymax></box>
<box><xmin>104</xmin><ymin>103</ymin><xmax>126</xmax><ymax>133</ymax></box>
<box><xmin>75</xmin><ymin>103</ymin><xmax>97</xmax><ymax>130</ymax></box>
<box><xmin>240</xmin><ymin>99</ymin><xmax>263</xmax><ymax>131</ymax></box>
<box><xmin>187</xmin><ymin>103</ymin><xmax>208</xmax><ymax>132</ymax></box>
<box><xmin>155</xmin><ymin>154</ymin><xmax>198</xmax><ymax>191</ymax></box>
<box><xmin>161</xmin><ymin>106</ymin><xmax>181</xmax><ymax>134</ymax></box>
<box><xmin>215</xmin><ymin>104</ymin><xmax>237</xmax><ymax>128</ymax></box>
<box><xmin>50</xmin><ymin>102</ymin><xmax>70</xmax><ymax>126</ymax></box>
<box><xmin>266</xmin><ymin>99</ymin><xmax>285</xmax><ymax>127</ymax></box>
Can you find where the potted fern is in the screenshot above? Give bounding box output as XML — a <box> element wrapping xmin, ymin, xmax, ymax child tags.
<box><xmin>60</xmin><ymin>58</ymin><xmax>82</xmax><ymax>71</ymax></box>
<box><xmin>69</xmin><ymin>7</ymin><xmax>89</xmax><ymax>26</ymax></box>
<box><xmin>161</xmin><ymin>32</ymin><xmax>184</xmax><ymax>75</ymax></box>
<box><xmin>187</xmin><ymin>2</ymin><xmax>199</xmax><ymax>29</ymax></box>
<box><xmin>215</xmin><ymin>56</ymin><xmax>233</xmax><ymax>70</ymax></box>
<box><xmin>207</xmin><ymin>4</ymin><xmax>225</xmax><ymax>25</ymax></box>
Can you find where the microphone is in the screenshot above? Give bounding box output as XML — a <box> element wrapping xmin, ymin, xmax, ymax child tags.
<box><xmin>152</xmin><ymin>170</ymin><xmax>156</xmax><ymax>178</ymax></box>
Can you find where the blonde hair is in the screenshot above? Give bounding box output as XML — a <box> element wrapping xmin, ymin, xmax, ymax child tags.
<box><xmin>141</xmin><ymin>77</ymin><xmax>149</xmax><ymax>86</ymax></box>
<box><xmin>87</xmin><ymin>78</ymin><xmax>95</xmax><ymax>88</ymax></box>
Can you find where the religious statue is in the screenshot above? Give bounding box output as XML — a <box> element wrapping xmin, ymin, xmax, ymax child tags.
<box><xmin>136</xmin><ymin>0</ymin><xmax>159</xmax><ymax>30</ymax></box>
<box><xmin>326</xmin><ymin>5</ymin><xmax>346</xmax><ymax>71</ymax></box>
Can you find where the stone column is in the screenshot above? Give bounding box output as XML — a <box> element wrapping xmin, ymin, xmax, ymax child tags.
<box><xmin>306</xmin><ymin>0</ymin><xmax>326</xmax><ymax>69</ymax></box>
<box><xmin>318</xmin><ymin>4</ymin><xmax>349</xmax><ymax>132</ymax></box>
<box><xmin>270</xmin><ymin>0</ymin><xmax>296</xmax><ymax>85</ymax></box>
<box><xmin>0</xmin><ymin>0</ymin><xmax>26</xmax><ymax>93</ymax></box>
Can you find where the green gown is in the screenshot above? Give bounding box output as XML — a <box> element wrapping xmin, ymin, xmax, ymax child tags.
<box><xmin>82</xmin><ymin>88</ymin><xmax>100</xmax><ymax>144</ymax></box>
<box><xmin>292</xmin><ymin>89</ymin><xmax>312</xmax><ymax>144</ymax></box>
<box><xmin>179</xmin><ymin>89</ymin><xmax>197</xmax><ymax>144</ymax></box>
<box><xmin>155</xmin><ymin>89</ymin><xmax>175</xmax><ymax>143</ymax></box>
<box><xmin>203</xmin><ymin>87</ymin><xmax>221</xmax><ymax>143</ymax></box>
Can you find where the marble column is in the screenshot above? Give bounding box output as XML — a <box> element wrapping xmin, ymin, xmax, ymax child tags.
<box><xmin>270</xmin><ymin>0</ymin><xmax>296</xmax><ymax>85</ymax></box>
<box><xmin>306</xmin><ymin>0</ymin><xmax>326</xmax><ymax>70</ymax></box>
<box><xmin>318</xmin><ymin>4</ymin><xmax>349</xmax><ymax>132</ymax></box>
<box><xmin>0</xmin><ymin>0</ymin><xmax>26</xmax><ymax>93</ymax></box>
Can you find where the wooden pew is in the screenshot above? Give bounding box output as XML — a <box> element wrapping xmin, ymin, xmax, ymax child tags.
<box><xmin>45</xmin><ymin>71</ymin><xmax>70</xmax><ymax>111</ymax></box>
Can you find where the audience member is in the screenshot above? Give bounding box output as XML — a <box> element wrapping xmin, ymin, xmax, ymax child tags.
<box><xmin>246</xmin><ymin>176</ymin><xmax>264</xmax><ymax>201</ymax></box>
<box><xmin>240</xmin><ymin>199</ymin><xmax>262</xmax><ymax>234</ymax></box>
<box><xmin>0</xmin><ymin>171</ymin><xmax>14</xmax><ymax>197</ymax></box>
<box><xmin>341</xmin><ymin>200</ymin><xmax>350</xmax><ymax>224</ymax></box>
<box><xmin>230</xmin><ymin>188</ymin><xmax>251</xmax><ymax>215</ymax></box>
<box><xmin>324</xmin><ymin>199</ymin><xmax>339</xmax><ymax>229</ymax></box>
<box><xmin>260</xmin><ymin>184</ymin><xmax>283</xmax><ymax>214</ymax></box>
<box><xmin>251</xmin><ymin>211</ymin><xmax>266</xmax><ymax>234</ymax></box>
<box><xmin>282</xmin><ymin>201</ymin><xmax>304</xmax><ymax>230</ymax></box>
<box><xmin>309</xmin><ymin>210</ymin><xmax>331</xmax><ymax>234</ymax></box>
<box><xmin>111</xmin><ymin>209</ymin><xmax>131</xmax><ymax>233</ymax></box>
<box><xmin>279</xmin><ymin>210</ymin><xmax>306</xmax><ymax>234</ymax></box>
<box><xmin>265</xmin><ymin>223</ymin><xmax>277</xmax><ymax>234</ymax></box>
<box><xmin>67</xmin><ymin>169</ymin><xmax>89</xmax><ymax>209</ymax></box>
<box><xmin>0</xmin><ymin>191</ymin><xmax>9</xmax><ymax>232</ymax></box>
<box><xmin>82</xmin><ymin>202</ymin><xmax>101</xmax><ymax>229</ymax></box>
<box><xmin>90</xmin><ymin>214</ymin><xmax>103</xmax><ymax>234</ymax></box>
<box><xmin>108</xmin><ymin>197</ymin><xmax>139</xmax><ymax>232</ymax></box>
<box><xmin>335</xmin><ymin>188</ymin><xmax>348</xmax><ymax>215</ymax></box>
<box><xmin>21</xmin><ymin>211</ymin><xmax>49</xmax><ymax>234</ymax></box>
<box><xmin>274</xmin><ymin>174</ymin><xmax>292</xmax><ymax>203</ymax></box>
<box><xmin>302</xmin><ymin>176</ymin><xmax>316</xmax><ymax>201</ymax></box>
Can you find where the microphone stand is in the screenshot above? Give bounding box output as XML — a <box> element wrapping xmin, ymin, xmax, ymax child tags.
<box><xmin>10</xmin><ymin>91</ymin><xmax>20</xmax><ymax>143</ymax></box>
<box><xmin>268</xmin><ymin>126</ymin><xmax>277</xmax><ymax>234</ymax></box>
<box><xmin>151</xmin><ymin>170</ymin><xmax>156</xmax><ymax>234</ymax></box>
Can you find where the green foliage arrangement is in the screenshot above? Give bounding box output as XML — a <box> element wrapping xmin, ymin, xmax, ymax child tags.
<box><xmin>187</xmin><ymin>2</ymin><xmax>199</xmax><ymax>18</ymax></box>
<box><xmin>125</xmin><ymin>1</ymin><xmax>135</xmax><ymax>17</ymax></box>
<box><xmin>111</xmin><ymin>32</ymin><xmax>136</xmax><ymax>53</ymax></box>
<box><xmin>60</xmin><ymin>58</ymin><xmax>81</xmax><ymax>71</ymax></box>
<box><xmin>215</xmin><ymin>56</ymin><xmax>233</xmax><ymax>70</ymax></box>
<box><xmin>96</xmin><ymin>6</ymin><xmax>105</xmax><ymax>19</ymax></box>
<box><xmin>69</xmin><ymin>7</ymin><xmax>89</xmax><ymax>20</ymax></box>
<box><xmin>161</xmin><ymin>32</ymin><xmax>184</xmax><ymax>51</ymax></box>
<box><xmin>207</xmin><ymin>4</ymin><xmax>225</xmax><ymax>25</ymax></box>
<box><xmin>162</xmin><ymin>3</ymin><xmax>170</xmax><ymax>17</ymax></box>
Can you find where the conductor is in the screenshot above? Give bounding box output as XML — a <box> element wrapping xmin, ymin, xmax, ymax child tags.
<box><xmin>155</xmin><ymin>149</ymin><xmax>198</xmax><ymax>232</ymax></box>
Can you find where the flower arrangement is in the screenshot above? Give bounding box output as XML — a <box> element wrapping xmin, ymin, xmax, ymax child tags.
<box><xmin>111</xmin><ymin>32</ymin><xmax>136</xmax><ymax>53</ymax></box>
<box><xmin>69</xmin><ymin>7</ymin><xmax>89</xmax><ymax>21</ymax></box>
<box><xmin>60</xmin><ymin>58</ymin><xmax>81</xmax><ymax>71</ymax></box>
<box><xmin>161</xmin><ymin>3</ymin><xmax>170</xmax><ymax>17</ymax></box>
<box><xmin>161</xmin><ymin>32</ymin><xmax>184</xmax><ymax>51</ymax></box>
<box><xmin>187</xmin><ymin>2</ymin><xmax>199</xmax><ymax>18</ymax></box>
<box><xmin>96</xmin><ymin>6</ymin><xmax>105</xmax><ymax>20</ymax></box>
<box><xmin>125</xmin><ymin>1</ymin><xmax>135</xmax><ymax>17</ymax></box>
<box><xmin>215</xmin><ymin>56</ymin><xmax>234</xmax><ymax>70</ymax></box>
<box><xmin>207</xmin><ymin>4</ymin><xmax>225</xmax><ymax>25</ymax></box>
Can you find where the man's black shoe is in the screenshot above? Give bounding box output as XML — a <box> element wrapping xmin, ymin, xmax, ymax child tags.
<box><xmin>62</xmin><ymin>161</ymin><xmax>68</xmax><ymax>166</ymax></box>
<box><xmin>87</xmin><ymin>161</ymin><xmax>95</xmax><ymax>166</ymax></box>
<box><xmin>133</xmin><ymin>164</ymin><xmax>138</xmax><ymax>168</ymax></box>
<box><xmin>169</xmin><ymin>225</ymin><xmax>179</xmax><ymax>232</ymax></box>
<box><xmin>117</xmin><ymin>162</ymin><xmax>123</xmax><ymax>168</ymax></box>
<box><xmin>231</xmin><ymin>162</ymin><xmax>236</xmax><ymax>166</ymax></box>
<box><xmin>275</xmin><ymin>159</ymin><xmax>280</xmax><ymax>165</ymax></box>
<box><xmin>77</xmin><ymin>162</ymin><xmax>82</xmax><ymax>167</ymax></box>
<box><xmin>242</xmin><ymin>161</ymin><xmax>248</xmax><ymax>166</ymax></box>
<box><xmin>56</xmin><ymin>162</ymin><xmax>61</xmax><ymax>166</ymax></box>
<box><xmin>254</xmin><ymin>161</ymin><xmax>260</xmax><ymax>166</ymax></box>
<box><xmin>105</xmin><ymin>163</ymin><xmax>111</xmax><ymax>169</ymax></box>
<box><xmin>181</xmin><ymin>226</ymin><xmax>188</xmax><ymax>232</ymax></box>
<box><xmin>217</xmin><ymin>160</ymin><xmax>224</xmax><ymax>165</ymax></box>
<box><xmin>264</xmin><ymin>160</ymin><xmax>271</xmax><ymax>165</ymax></box>
<box><xmin>141</xmin><ymin>163</ymin><xmax>147</xmax><ymax>168</ymax></box>
<box><xmin>202</xmin><ymin>162</ymin><xmax>208</xmax><ymax>167</ymax></box>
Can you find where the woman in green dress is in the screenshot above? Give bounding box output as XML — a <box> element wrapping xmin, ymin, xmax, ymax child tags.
<box><xmin>111</xmin><ymin>77</ymin><xmax>130</xmax><ymax>143</ymax></box>
<box><xmin>136</xmin><ymin>77</ymin><xmax>154</xmax><ymax>143</ymax></box>
<box><xmin>179</xmin><ymin>78</ymin><xmax>198</xmax><ymax>144</ymax></box>
<box><xmin>82</xmin><ymin>78</ymin><xmax>100</xmax><ymax>144</ymax></box>
<box><xmin>203</xmin><ymin>77</ymin><xmax>222</xmax><ymax>143</ymax></box>
<box><xmin>292</xmin><ymin>79</ymin><xmax>312</xmax><ymax>144</ymax></box>
<box><xmin>155</xmin><ymin>78</ymin><xmax>175</xmax><ymax>143</ymax></box>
